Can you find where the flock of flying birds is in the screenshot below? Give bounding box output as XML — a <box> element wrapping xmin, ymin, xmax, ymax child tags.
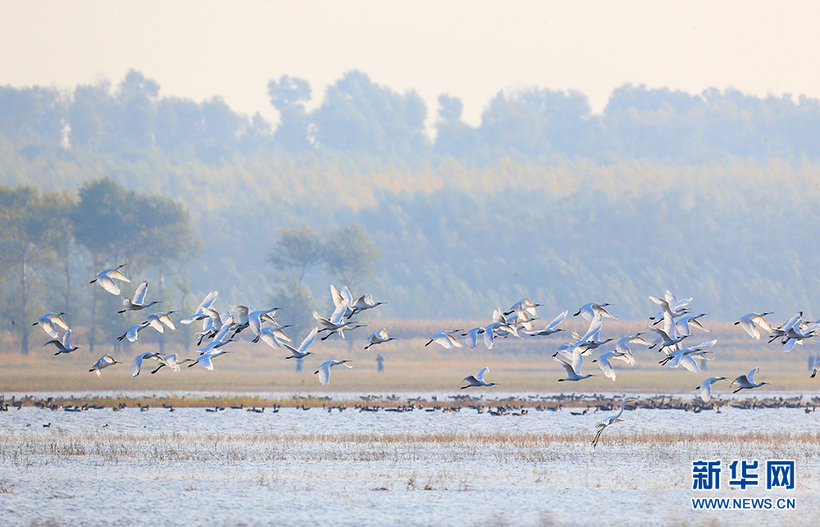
<box><xmin>426</xmin><ymin>291</ymin><xmax>819</xmax><ymax>399</ymax></box>
<box><xmin>31</xmin><ymin>268</ymin><xmax>820</xmax><ymax>446</ymax></box>
<box><xmin>35</xmin><ymin>265</ymin><xmax>387</xmax><ymax>386</ymax></box>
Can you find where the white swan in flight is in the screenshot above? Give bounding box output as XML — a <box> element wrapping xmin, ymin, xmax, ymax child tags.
<box><xmin>425</xmin><ymin>329</ymin><xmax>464</xmax><ymax>349</ymax></box>
<box><xmin>696</xmin><ymin>376</ymin><xmax>727</xmax><ymax>402</ymax></box>
<box><xmin>314</xmin><ymin>359</ymin><xmax>353</xmax><ymax>385</ymax></box>
<box><xmin>119</xmin><ymin>281</ymin><xmax>162</xmax><ymax>313</ymax></box>
<box><xmin>364</xmin><ymin>328</ymin><xmax>395</xmax><ymax>350</ymax></box>
<box><xmin>179</xmin><ymin>290</ymin><xmax>218</xmax><ymax>325</ymax></box>
<box><xmin>43</xmin><ymin>328</ymin><xmax>79</xmax><ymax>355</ymax></box>
<box><xmin>734</xmin><ymin>312</ymin><xmax>774</xmax><ymax>340</ymax></box>
<box><xmin>32</xmin><ymin>312</ymin><xmax>69</xmax><ymax>339</ymax></box>
<box><xmin>591</xmin><ymin>398</ymin><xmax>636</xmax><ymax>448</ymax></box>
<box><xmin>553</xmin><ymin>349</ymin><xmax>594</xmax><ymax>381</ymax></box>
<box><xmin>283</xmin><ymin>327</ymin><xmax>318</xmax><ymax>360</ymax></box>
<box><xmin>523</xmin><ymin>310</ymin><xmax>567</xmax><ymax>337</ymax></box>
<box><xmin>460</xmin><ymin>367</ymin><xmax>499</xmax><ymax>389</ymax></box>
<box><xmin>89</xmin><ymin>354</ymin><xmax>120</xmax><ymax>377</ymax></box>
<box><xmin>90</xmin><ymin>264</ymin><xmax>130</xmax><ymax>295</ymax></box>
<box><xmin>730</xmin><ymin>367</ymin><xmax>768</xmax><ymax>393</ymax></box>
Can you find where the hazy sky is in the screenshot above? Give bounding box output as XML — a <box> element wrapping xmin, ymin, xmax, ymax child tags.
<box><xmin>3</xmin><ymin>1</ymin><xmax>820</xmax><ymax>128</ymax></box>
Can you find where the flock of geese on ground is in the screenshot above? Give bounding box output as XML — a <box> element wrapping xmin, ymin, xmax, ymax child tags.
<box><xmin>30</xmin><ymin>267</ymin><xmax>820</xmax><ymax>447</ymax></box>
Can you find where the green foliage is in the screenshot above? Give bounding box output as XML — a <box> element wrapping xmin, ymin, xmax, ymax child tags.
<box><xmin>267</xmin><ymin>223</ymin><xmax>323</xmax><ymax>282</ymax></box>
<box><xmin>321</xmin><ymin>222</ymin><xmax>381</xmax><ymax>292</ymax></box>
<box><xmin>269</xmin><ymin>275</ymin><xmax>318</xmax><ymax>341</ymax></box>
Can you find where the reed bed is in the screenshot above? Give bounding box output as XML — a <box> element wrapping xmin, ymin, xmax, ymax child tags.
<box><xmin>3</xmin><ymin>429</ymin><xmax>818</xmax><ymax>463</ymax></box>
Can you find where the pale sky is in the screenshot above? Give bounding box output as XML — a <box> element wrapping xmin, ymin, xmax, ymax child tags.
<box><xmin>2</xmin><ymin>1</ymin><xmax>820</xmax><ymax>129</ymax></box>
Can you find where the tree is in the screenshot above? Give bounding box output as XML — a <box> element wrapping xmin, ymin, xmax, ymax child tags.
<box><xmin>268</xmin><ymin>76</ymin><xmax>311</xmax><ymax>108</ymax></box>
<box><xmin>69</xmin><ymin>82</ymin><xmax>113</xmax><ymax>148</ymax></box>
<box><xmin>312</xmin><ymin>70</ymin><xmax>429</xmax><ymax>158</ymax></box>
<box><xmin>115</xmin><ymin>69</ymin><xmax>160</xmax><ymax>148</ymax></box>
<box><xmin>71</xmin><ymin>178</ymin><xmax>201</xmax><ymax>352</ymax></box>
<box><xmin>434</xmin><ymin>94</ymin><xmax>478</xmax><ymax>158</ymax></box>
<box><xmin>267</xmin><ymin>223</ymin><xmax>323</xmax><ymax>283</ymax></box>
<box><xmin>322</xmin><ymin>222</ymin><xmax>380</xmax><ymax>291</ymax></box>
<box><xmin>41</xmin><ymin>190</ymin><xmax>78</xmax><ymax>314</ymax></box>
<box><xmin>269</xmin><ymin>275</ymin><xmax>318</xmax><ymax>342</ymax></box>
<box><xmin>0</xmin><ymin>185</ymin><xmax>56</xmax><ymax>354</ymax></box>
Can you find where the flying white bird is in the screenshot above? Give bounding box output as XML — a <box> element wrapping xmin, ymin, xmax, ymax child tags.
<box><xmin>145</xmin><ymin>311</ymin><xmax>177</xmax><ymax>333</ymax></box>
<box><xmin>460</xmin><ymin>367</ymin><xmax>499</xmax><ymax>389</ymax></box>
<box><xmin>150</xmin><ymin>353</ymin><xmax>195</xmax><ymax>374</ymax></box>
<box><xmin>659</xmin><ymin>340</ymin><xmax>717</xmax><ymax>372</ymax></box>
<box><xmin>349</xmin><ymin>293</ymin><xmax>386</xmax><ymax>318</ymax></box>
<box><xmin>574</xmin><ymin>302</ymin><xmax>617</xmax><ymax>321</ymax></box>
<box><xmin>592</xmin><ymin>351</ymin><xmax>624</xmax><ymax>381</ymax></box>
<box><xmin>811</xmin><ymin>357</ymin><xmax>820</xmax><ymax>379</ymax></box>
<box><xmin>253</xmin><ymin>325</ymin><xmax>293</xmax><ymax>349</ymax></box>
<box><xmin>179</xmin><ymin>290</ymin><xmax>219</xmax><ymax>324</ymax></box>
<box><xmin>504</xmin><ymin>298</ymin><xmax>542</xmax><ymax>317</ymax></box>
<box><xmin>117</xmin><ymin>321</ymin><xmax>151</xmax><ymax>343</ymax></box>
<box><xmin>247</xmin><ymin>307</ymin><xmax>281</xmax><ymax>337</ymax></box>
<box><xmin>89</xmin><ymin>354</ymin><xmax>119</xmax><ymax>377</ymax></box>
<box><xmin>364</xmin><ymin>328</ymin><xmax>395</xmax><ymax>350</ymax></box>
<box><xmin>591</xmin><ymin>398</ymin><xmax>636</xmax><ymax>448</ymax></box>
<box><xmin>647</xmin><ymin>326</ymin><xmax>689</xmax><ymax>354</ymax></box>
<box><xmin>313</xmin><ymin>310</ymin><xmax>366</xmax><ymax>341</ymax></box>
<box><xmin>131</xmin><ymin>352</ymin><xmax>169</xmax><ymax>377</ymax></box>
<box><xmin>734</xmin><ymin>312</ymin><xmax>774</xmax><ymax>340</ymax></box>
<box><xmin>90</xmin><ymin>264</ymin><xmax>130</xmax><ymax>295</ymax></box>
<box><xmin>696</xmin><ymin>376</ymin><xmax>727</xmax><ymax>402</ymax></box>
<box><xmin>425</xmin><ymin>329</ymin><xmax>464</xmax><ymax>349</ymax></box>
<box><xmin>675</xmin><ymin>313</ymin><xmax>710</xmax><ymax>336</ymax></box>
<box><xmin>283</xmin><ymin>327</ymin><xmax>318</xmax><ymax>360</ymax></box>
<box><xmin>523</xmin><ymin>310</ymin><xmax>567</xmax><ymax>337</ymax></box>
<box><xmin>314</xmin><ymin>359</ymin><xmax>353</xmax><ymax>386</ymax></box>
<box><xmin>186</xmin><ymin>348</ymin><xmax>232</xmax><ymax>371</ymax></box>
<box><xmin>32</xmin><ymin>312</ymin><xmax>69</xmax><ymax>339</ymax></box>
<box><xmin>330</xmin><ymin>285</ymin><xmax>355</xmax><ymax>319</ymax></box>
<box><xmin>649</xmin><ymin>290</ymin><xmax>692</xmax><ymax>322</ymax></box>
<box><xmin>462</xmin><ymin>327</ymin><xmax>485</xmax><ymax>348</ymax></box>
<box><xmin>730</xmin><ymin>367</ymin><xmax>769</xmax><ymax>393</ymax></box>
<box><xmin>119</xmin><ymin>281</ymin><xmax>161</xmax><ymax>313</ymax></box>
<box><xmin>43</xmin><ymin>328</ymin><xmax>79</xmax><ymax>355</ymax></box>
<box><xmin>613</xmin><ymin>333</ymin><xmax>652</xmax><ymax>365</ymax></box>
<box><xmin>553</xmin><ymin>349</ymin><xmax>595</xmax><ymax>381</ymax></box>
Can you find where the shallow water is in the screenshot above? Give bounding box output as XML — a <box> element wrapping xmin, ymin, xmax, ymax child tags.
<box><xmin>1</xmin><ymin>395</ymin><xmax>819</xmax><ymax>526</ymax></box>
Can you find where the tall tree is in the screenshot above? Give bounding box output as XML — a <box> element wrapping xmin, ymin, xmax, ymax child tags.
<box><xmin>267</xmin><ymin>223</ymin><xmax>323</xmax><ymax>283</ymax></box>
<box><xmin>322</xmin><ymin>222</ymin><xmax>380</xmax><ymax>291</ymax></box>
<box><xmin>115</xmin><ymin>69</ymin><xmax>160</xmax><ymax>147</ymax></box>
<box><xmin>312</xmin><ymin>70</ymin><xmax>429</xmax><ymax>158</ymax></box>
<box><xmin>0</xmin><ymin>185</ymin><xmax>55</xmax><ymax>354</ymax></box>
<box><xmin>71</xmin><ymin>178</ymin><xmax>135</xmax><ymax>352</ymax></box>
<box><xmin>268</xmin><ymin>75</ymin><xmax>313</xmax><ymax>151</ymax></box>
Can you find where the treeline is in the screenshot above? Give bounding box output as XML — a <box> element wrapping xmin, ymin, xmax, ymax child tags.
<box><xmin>0</xmin><ymin>179</ymin><xmax>200</xmax><ymax>354</ymax></box>
<box><xmin>2</xmin><ymin>69</ymin><xmax>820</xmax><ymax>164</ymax></box>
<box><xmin>3</xmin><ymin>70</ymin><xmax>820</xmax><ymax>331</ymax></box>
